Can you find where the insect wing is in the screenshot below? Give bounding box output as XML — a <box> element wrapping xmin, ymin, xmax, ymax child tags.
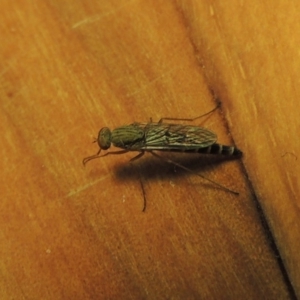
<box><xmin>141</xmin><ymin>123</ymin><xmax>217</xmax><ymax>150</ymax></box>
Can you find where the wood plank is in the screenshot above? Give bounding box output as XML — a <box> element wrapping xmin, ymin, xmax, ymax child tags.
<box><xmin>0</xmin><ymin>0</ymin><xmax>297</xmax><ymax>299</ymax></box>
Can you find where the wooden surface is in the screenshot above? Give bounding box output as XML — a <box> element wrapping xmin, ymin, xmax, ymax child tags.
<box><xmin>1</xmin><ymin>1</ymin><xmax>299</xmax><ymax>299</ymax></box>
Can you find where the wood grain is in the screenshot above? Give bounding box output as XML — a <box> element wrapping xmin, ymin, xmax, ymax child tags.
<box><xmin>0</xmin><ymin>0</ymin><xmax>299</xmax><ymax>299</ymax></box>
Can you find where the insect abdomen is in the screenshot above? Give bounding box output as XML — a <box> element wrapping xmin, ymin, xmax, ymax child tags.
<box><xmin>197</xmin><ymin>143</ymin><xmax>242</xmax><ymax>156</ymax></box>
<box><xmin>159</xmin><ymin>143</ymin><xmax>242</xmax><ymax>156</ymax></box>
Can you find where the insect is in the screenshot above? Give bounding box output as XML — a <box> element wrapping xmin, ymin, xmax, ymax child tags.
<box><xmin>83</xmin><ymin>104</ymin><xmax>242</xmax><ymax>208</ymax></box>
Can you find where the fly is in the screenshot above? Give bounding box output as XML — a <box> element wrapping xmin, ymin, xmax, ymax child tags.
<box><xmin>83</xmin><ymin>104</ymin><xmax>242</xmax><ymax>209</ymax></box>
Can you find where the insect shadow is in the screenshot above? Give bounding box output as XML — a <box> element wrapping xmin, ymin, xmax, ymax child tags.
<box><xmin>113</xmin><ymin>152</ymin><xmax>239</xmax><ymax>184</ymax></box>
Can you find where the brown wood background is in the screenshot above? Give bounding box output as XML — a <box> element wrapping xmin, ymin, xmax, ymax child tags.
<box><xmin>0</xmin><ymin>1</ymin><xmax>299</xmax><ymax>299</ymax></box>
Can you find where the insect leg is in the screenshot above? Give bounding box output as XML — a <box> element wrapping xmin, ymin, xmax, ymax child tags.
<box><xmin>158</xmin><ymin>101</ymin><xmax>221</xmax><ymax>123</ymax></box>
<box><xmin>130</xmin><ymin>151</ymin><xmax>145</xmax><ymax>162</ymax></box>
<box><xmin>83</xmin><ymin>150</ymin><xmax>129</xmax><ymax>166</ymax></box>
<box><xmin>149</xmin><ymin>151</ymin><xmax>239</xmax><ymax>195</ymax></box>
<box><xmin>101</xmin><ymin>150</ymin><xmax>130</xmax><ymax>157</ymax></box>
<box><xmin>83</xmin><ymin>148</ymin><xmax>102</xmax><ymax>166</ymax></box>
<box><xmin>139</xmin><ymin>178</ymin><xmax>147</xmax><ymax>212</ymax></box>
<box><xmin>129</xmin><ymin>151</ymin><xmax>147</xmax><ymax>211</ymax></box>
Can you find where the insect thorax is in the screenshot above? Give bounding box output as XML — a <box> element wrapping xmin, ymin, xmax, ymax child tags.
<box><xmin>111</xmin><ymin>124</ymin><xmax>145</xmax><ymax>148</ymax></box>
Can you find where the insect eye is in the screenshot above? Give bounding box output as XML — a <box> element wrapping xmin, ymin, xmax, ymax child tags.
<box><xmin>99</xmin><ymin>127</ymin><xmax>111</xmax><ymax>150</ymax></box>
